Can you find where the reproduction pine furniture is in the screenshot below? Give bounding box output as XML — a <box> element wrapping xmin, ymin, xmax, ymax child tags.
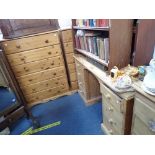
<box><xmin>131</xmin><ymin>81</ymin><xmax>155</xmax><ymax>135</ymax></box>
<box><xmin>60</xmin><ymin>29</ymin><xmax>78</xmax><ymax>91</ymax></box>
<box><xmin>74</xmin><ymin>54</ymin><xmax>134</xmax><ymax>134</ymax></box>
<box><xmin>0</xmin><ymin>30</ymin><xmax>69</xmax><ymax>106</ymax></box>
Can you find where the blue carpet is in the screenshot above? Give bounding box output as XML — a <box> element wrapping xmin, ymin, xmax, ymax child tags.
<box><xmin>0</xmin><ymin>87</ymin><xmax>17</xmax><ymax>112</ymax></box>
<box><xmin>10</xmin><ymin>93</ymin><xmax>104</xmax><ymax>135</ymax></box>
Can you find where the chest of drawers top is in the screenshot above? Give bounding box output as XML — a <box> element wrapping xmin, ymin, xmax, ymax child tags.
<box><xmin>133</xmin><ymin>81</ymin><xmax>155</xmax><ymax>103</ymax></box>
<box><xmin>0</xmin><ymin>30</ymin><xmax>60</xmax><ymax>54</ymax></box>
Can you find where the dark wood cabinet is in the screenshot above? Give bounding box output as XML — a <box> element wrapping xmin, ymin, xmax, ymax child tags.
<box><xmin>0</xmin><ymin>19</ymin><xmax>59</xmax><ymax>39</ymax></box>
<box><xmin>132</xmin><ymin>19</ymin><xmax>155</xmax><ymax>66</ymax></box>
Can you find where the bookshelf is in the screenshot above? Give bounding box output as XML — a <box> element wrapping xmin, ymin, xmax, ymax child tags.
<box><xmin>73</xmin><ymin>26</ymin><xmax>109</xmax><ymax>31</ymax></box>
<box><xmin>72</xmin><ymin>19</ymin><xmax>133</xmax><ymax>71</ymax></box>
<box><xmin>75</xmin><ymin>48</ymin><xmax>108</xmax><ymax>67</ymax></box>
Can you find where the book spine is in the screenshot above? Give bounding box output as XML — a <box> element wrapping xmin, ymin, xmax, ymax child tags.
<box><xmin>88</xmin><ymin>37</ymin><xmax>92</xmax><ymax>53</ymax></box>
<box><xmin>94</xmin><ymin>37</ymin><xmax>98</xmax><ymax>56</ymax></box>
<box><xmin>104</xmin><ymin>38</ymin><xmax>109</xmax><ymax>63</ymax></box>
<box><xmin>97</xmin><ymin>38</ymin><xmax>100</xmax><ymax>57</ymax></box>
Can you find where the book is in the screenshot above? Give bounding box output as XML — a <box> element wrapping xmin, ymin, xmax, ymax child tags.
<box><xmin>76</xmin><ymin>19</ymin><xmax>109</xmax><ymax>27</ymax></box>
<box><xmin>104</xmin><ymin>38</ymin><xmax>109</xmax><ymax>63</ymax></box>
<box><xmin>93</xmin><ymin>37</ymin><xmax>98</xmax><ymax>56</ymax></box>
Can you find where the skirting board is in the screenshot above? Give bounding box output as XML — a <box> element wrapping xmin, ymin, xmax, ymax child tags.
<box><xmin>28</xmin><ymin>89</ymin><xmax>78</xmax><ymax>108</ymax></box>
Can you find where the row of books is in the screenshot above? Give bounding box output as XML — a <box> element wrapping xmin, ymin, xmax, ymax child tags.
<box><xmin>75</xmin><ymin>33</ymin><xmax>109</xmax><ymax>63</ymax></box>
<box><xmin>76</xmin><ymin>19</ymin><xmax>109</xmax><ymax>27</ymax></box>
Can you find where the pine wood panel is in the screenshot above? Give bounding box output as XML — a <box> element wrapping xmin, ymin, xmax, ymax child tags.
<box><xmin>61</xmin><ymin>29</ymin><xmax>73</xmax><ymax>43</ymax></box>
<box><xmin>63</xmin><ymin>41</ymin><xmax>74</xmax><ymax>54</ymax></box>
<box><xmin>70</xmin><ymin>81</ymin><xmax>78</xmax><ymax>90</ymax></box>
<box><xmin>12</xmin><ymin>56</ymin><xmax>63</xmax><ymax>77</ymax></box>
<box><xmin>66</xmin><ymin>53</ymin><xmax>75</xmax><ymax>64</ymax></box>
<box><xmin>17</xmin><ymin>66</ymin><xmax>66</xmax><ymax>86</ymax></box>
<box><xmin>70</xmin><ymin>72</ymin><xmax>77</xmax><ymax>82</ymax></box>
<box><xmin>132</xmin><ymin>96</ymin><xmax>155</xmax><ymax>134</ymax></box>
<box><xmin>85</xmin><ymin>69</ymin><xmax>101</xmax><ymax>100</ymax></box>
<box><xmin>68</xmin><ymin>63</ymin><xmax>76</xmax><ymax>73</ymax></box>
<box><xmin>132</xmin><ymin>115</ymin><xmax>155</xmax><ymax>135</ymax></box>
<box><xmin>25</xmin><ymin>84</ymin><xmax>68</xmax><ymax>104</ymax></box>
<box><xmin>21</xmin><ymin>76</ymin><xmax>67</xmax><ymax>95</ymax></box>
<box><xmin>1</xmin><ymin>31</ymin><xmax>59</xmax><ymax>54</ymax></box>
<box><xmin>7</xmin><ymin>44</ymin><xmax>62</xmax><ymax>66</ymax></box>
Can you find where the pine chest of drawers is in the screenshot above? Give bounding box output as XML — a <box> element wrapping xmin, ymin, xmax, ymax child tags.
<box><xmin>0</xmin><ymin>31</ymin><xmax>69</xmax><ymax>105</ymax></box>
<box><xmin>100</xmin><ymin>83</ymin><xmax>134</xmax><ymax>135</ymax></box>
<box><xmin>132</xmin><ymin>81</ymin><xmax>155</xmax><ymax>135</ymax></box>
<box><xmin>61</xmin><ymin>29</ymin><xmax>78</xmax><ymax>91</ymax></box>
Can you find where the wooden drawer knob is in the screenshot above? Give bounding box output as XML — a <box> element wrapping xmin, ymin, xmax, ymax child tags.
<box><xmin>45</xmin><ymin>40</ymin><xmax>49</xmax><ymax>43</ymax></box>
<box><xmin>4</xmin><ymin>43</ymin><xmax>7</xmax><ymax>47</ymax></box>
<box><xmin>108</xmin><ymin>119</ymin><xmax>113</xmax><ymax>124</ymax></box>
<box><xmin>16</xmin><ymin>45</ymin><xmax>21</xmax><ymax>49</ymax></box>
<box><xmin>116</xmin><ymin>100</ymin><xmax>120</xmax><ymax>104</ymax></box>
<box><xmin>108</xmin><ymin>107</ymin><xmax>113</xmax><ymax>112</ymax></box>
<box><xmin>106</xmin><ymin>94</ymin><xmax>111</xmax><ymax>99</ymax></box>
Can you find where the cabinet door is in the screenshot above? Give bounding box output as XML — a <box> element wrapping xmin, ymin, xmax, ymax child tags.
<box><xmin>133</xmin><ymin>19</ymin><xmax>155</xmax><ymax>66</ymax></box>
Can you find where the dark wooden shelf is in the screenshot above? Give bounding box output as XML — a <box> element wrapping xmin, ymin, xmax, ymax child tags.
<box><xmin>75</xmin><ymin>48</ymin><xmax>108</xmax><ymax>67</ymax></box>
<box><xmin>73</xmin><ymin>26</ymin><xmax>109</xmax><ymax>31</ymax></box>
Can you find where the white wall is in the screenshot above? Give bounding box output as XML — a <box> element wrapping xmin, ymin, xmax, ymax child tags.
<box><xmin>58</xmin><ymin>19</ymin><xmax>72</xmax><ymax>29</ymax></box>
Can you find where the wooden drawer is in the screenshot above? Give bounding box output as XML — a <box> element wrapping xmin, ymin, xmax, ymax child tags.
<box><xmin>63</xmin><ymin>41</ymin><xmax>74</xmax><ymax>54</ymax></box>
<box><xmin>25</xmin><ymin>84</ymin><xmax>69</xmax><ymax>104</ymax></box>
<box><xmin>1</xmin><ymin>32</ymin><xmax>59</xmax><ymax>54</ymax></box>
<box><xmin>100</xmin><ymin>83</ymin><xmax>124</xmax><ymax>114</ymax></box>
<box><xmin>61</xmin><ymin>29</ymin><xmax>73</xmax><ymax>42</ymax></box>
<box><xmin>21</xmin><ymin>76</ymin><xmax>68</xmax><ymax>95</ymax></box>
<box><xmin>17</xmin><ymin>66</ymin><xmax>66</xmax><ymax>86</ymax></box>
<box><xmin>12</xmin><ymin>56</ymin><xmax>64</xmax><ymax>77</ymax></box>
<box><xmin>71</xmin><ymin>81</ymin><xmax>78</xmax><ymax>90</ymax></box>
<box><xmin>132</xmin><ymin>94</ymin><xmax>155</xmax><ymax>135</ymax></box>
<box><xmin>7</xmin><ymin>44</ymin><xmax>62</xmax><ymax>66</ymax></box>
<box><xmin>102</xmin><ymin>94</ymin><xmax>123</xmax><ymax>134</ymax></box>
<box><xmin>70</xmin><ymin>72</ymin><xmax>77</xmax><ymax>82</ymax></box>
<box><xmin>68</xmin><ymin>63</ymin><xmax>76</xmax><ymax>73</ymax></box>
<box><xmin>103</xmin><ymin>115</ymin><xmax>119</xmax><ymax>135</ymax></box>
<box><xmin>66</xmin><ymin>53</ymin><xmax>75</xmax><ymax>64</ymax></box>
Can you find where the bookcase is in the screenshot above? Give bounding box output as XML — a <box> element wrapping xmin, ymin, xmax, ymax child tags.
<box><xmin>72</xmin><ymin>19</ymin><xmax>133</xmax><ymax>71</ymax></box>
<box><xmin>131</xmin><ymin>19</ymin><xmax>155</xmax><ymax>66</ymax></box>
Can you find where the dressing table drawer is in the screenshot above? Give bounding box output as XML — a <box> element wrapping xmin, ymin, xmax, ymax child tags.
<box><xmin>132</xmin><ymin>93</ymin><xmax>155</xmax><ymax>135</ymax></box>
<box><xmin>100</xmin><ymin>83</ymin><xmax>125</xmax><ymax>114</ymax></box>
